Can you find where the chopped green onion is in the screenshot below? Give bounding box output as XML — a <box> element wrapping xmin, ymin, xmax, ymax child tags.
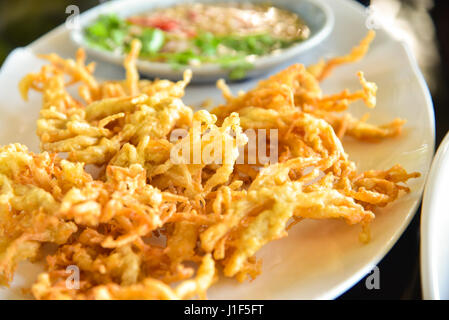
<box><xmin>140</xmin><ymin>28</ymin><xmax>165</xmax><ymax>54</ymax></box>
<box><xmin>86</xmin><ymin>22</ymin><xmax>109</xmax><ymax>38</ymax></box>
<box><xmin>194</xmin><ymin>32</ymin><xmax>220</xmax><ymax>56</ymax></box>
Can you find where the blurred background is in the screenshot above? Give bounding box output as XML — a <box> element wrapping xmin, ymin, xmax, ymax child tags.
<box><xmin>0</xmin><ymin>0</ymin><xmax>448</xmax><ymax>299</ymax></box>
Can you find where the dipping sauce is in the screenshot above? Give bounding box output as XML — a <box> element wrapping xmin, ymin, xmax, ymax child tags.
<box><xmin>84</xmin><ymin>2</ymin><xmax>310</xmax><ymax>79</ymax></box>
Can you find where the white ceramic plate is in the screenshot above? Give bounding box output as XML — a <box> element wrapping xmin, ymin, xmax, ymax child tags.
<box><xmin>421</xmin><ymin>133</ymin><xmax>449</xmax><ymax>300</ymax></box>
<box><xmin>0</xmin><ymin>0</ymin><xmax>434</xmax><ymax>299</ymax></box>
<box><xmin>70</xmin><ymin>0</ymin><xmax>334</xmax><ymax>82</ymax></box>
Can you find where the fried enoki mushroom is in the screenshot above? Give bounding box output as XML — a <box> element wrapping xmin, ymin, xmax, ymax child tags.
<box><xmin>200</xmin><ymin>114</ymin><xmax>418</xmax><ymax>279</ymax></box>
<box><xmin>0</xmin><ymin>32</ymin><xmax>420</xmax><ymax>299</ymax></box>
<box><xmin>110</xmin><ymin>110</ymin><xmax>248</xmax><ymax>207</ymax></box>
<box><xmin>308</xmin><ymin>30</ymin><xmax>376</xmax><ymax>81</ymax></box>
<box><xmin>32</xmin><ymin>253</ymin><xmax>216</xmax><ymax>300</ymax></box>
<box><xmin>0</xmin><ymin>144</ymin><xmax>214</xmax><ymax>298</ymax></box>
<box><xmin>0</xmin><ymin>144</ymin><xmax>87</xmax><ymax>285</ymax></box>
<box><xmin>212</xmin><ymin>31</ymin><xmax>404</xmax><ymax>142</ymax></box>
<box><xmin>19</xmin><ymin>40</ymin><xmax>193</xmax><ymax>165</ymax></box>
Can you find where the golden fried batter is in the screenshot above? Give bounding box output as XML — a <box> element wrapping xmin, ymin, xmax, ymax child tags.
<box><xmin>0</xmin><ymin>31</ymin><xmax>420</xmax><ymax>299</ymax></box>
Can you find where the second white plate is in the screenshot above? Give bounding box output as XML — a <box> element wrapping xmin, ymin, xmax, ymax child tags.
<box><xmin>421</xmin><ymin>132</ymin><xmax>449</xmax><ymax>300</ymax></box>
